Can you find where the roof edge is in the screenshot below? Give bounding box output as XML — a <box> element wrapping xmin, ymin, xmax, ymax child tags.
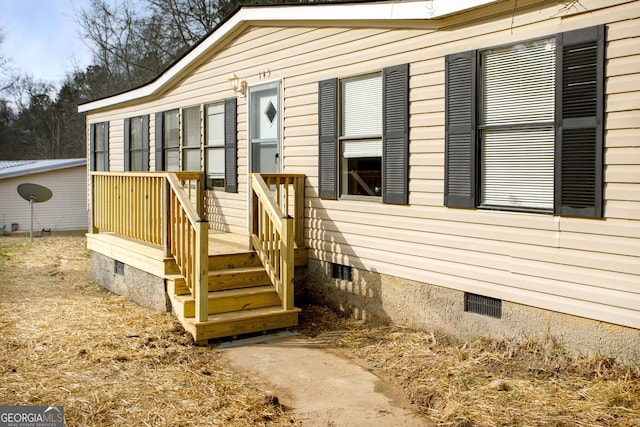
<box><xmin>78</xmin><ymin>0</ymin><xmax>500</xmax><ymax>113</ymax></box>
<box><xmin>0</xmin><ymin>158</ymin><xmax>87</xmax><ymax>180</ymax></box>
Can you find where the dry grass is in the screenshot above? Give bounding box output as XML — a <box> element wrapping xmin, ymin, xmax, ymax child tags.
<box><xmin>0</xmin><ymin>236</ymin><xmax>297</xmax><ymax>426</ymax></box>
<box><xmin>2</xmin><ymin>236</ymin><xmax>639</xmax><ymax>426</ymax></box>
<box><xmin>297</xmin><ymin>305</ymin><xmax>640</xmax><ymax>426</ymax></box>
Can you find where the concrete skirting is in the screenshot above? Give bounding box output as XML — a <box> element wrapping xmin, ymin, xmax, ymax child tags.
<box><xmin>301</xmin><ymin>259</ymin><xmax>640</xmax><ymax>365</ymax></box>
<box><xmin>90</xmin><ymin>251</ymin><xmax>170</xmax><ymax>312</ymax></box>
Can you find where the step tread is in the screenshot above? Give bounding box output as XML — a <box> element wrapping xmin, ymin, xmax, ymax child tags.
<box><xmin>187</xmin><ymin>306</ymin><xmax>301</xmax><ymax>326</ymax></box>
<box><xmin>208</xmin><ymin>266</ymin><xmax>266</xmax><ymax>276</ymax></box>
<box><xmin>173</xmin><ymin>285</ymin><xmax>276</xmax><ymax>304</ymax></box>
<box><xmin>169</xmin><ymin>265</ymin><xmax>270</xmax><ymax>295</ymax></box>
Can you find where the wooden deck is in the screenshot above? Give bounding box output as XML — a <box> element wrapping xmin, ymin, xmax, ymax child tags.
<box><xmin>87</xmin><ymin>229</ymin><xmax>307</xmax><ymax>343</ymax></box>
<box><xmin>88</xmin><ymin>172</ymin><xmax>306</xmax><ymax>343</ymax></box>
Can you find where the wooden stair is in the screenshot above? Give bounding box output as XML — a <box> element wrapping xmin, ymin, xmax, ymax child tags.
<box><xmin>167</xmin><ymin>250</ymin><xmax>300</xmax><ymax>343</ymax></box>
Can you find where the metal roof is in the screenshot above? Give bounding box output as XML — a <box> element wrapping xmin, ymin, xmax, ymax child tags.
<box><xmin>0</xmin><ymin>159</ymin><xmax>86</xmax><ymax>180</ymax></box>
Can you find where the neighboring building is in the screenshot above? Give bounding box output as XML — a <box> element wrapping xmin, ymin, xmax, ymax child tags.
<box><xmin>0</xmin><ymin>159</ymin><xmax>88</xmax><ymax>234</ymax></box>
<box><xmin>79</xmin><ymin>0</ymin><xmax>640</xmax><ymax>361</ymax></box>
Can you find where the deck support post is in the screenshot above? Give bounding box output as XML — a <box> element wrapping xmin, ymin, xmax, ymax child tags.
<box><xmin>195</xmin><ymin>218</ymin><xmax>210</xmax><ymax>323</ymax></box>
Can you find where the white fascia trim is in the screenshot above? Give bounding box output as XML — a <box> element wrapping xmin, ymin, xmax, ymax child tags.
<box><xmin>78</xmin><ymin>0</ymin><xmax>499</xmax><ymax>113</ymax></box>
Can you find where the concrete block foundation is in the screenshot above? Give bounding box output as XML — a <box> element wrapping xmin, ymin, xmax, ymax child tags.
<box><xmin>301</xmin><ymin>259</ymin><xmax>640</xmax><ymax>365</ymax></box>
<box><xmin>90</xmin><ymin>252</ymin><xmax>170</xmax><ymax>312</ymax></box>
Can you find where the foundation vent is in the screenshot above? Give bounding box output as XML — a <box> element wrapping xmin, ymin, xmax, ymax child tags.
<box><xmin>465</xmin><ymin>293</ymin><xmax>501</xmax><ymax>318</ymax></box>
<box><xmin>332</xmin><ymin>263</ymin><xmax>352</xmax><ymax>281</ymax></box>
<box><xmin>114</xmin><ymin>260</ymin><xmax>125</xmax><ymax>276</ymax></box>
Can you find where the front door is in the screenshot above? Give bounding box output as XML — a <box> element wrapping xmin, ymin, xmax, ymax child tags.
<box><xmin>249</xmin><ymin>82</ymin><xmax>280</xmax><ymax>173</ymax></box>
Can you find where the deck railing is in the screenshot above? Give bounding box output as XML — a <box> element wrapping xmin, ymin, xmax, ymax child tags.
<box><xmin>91</xmin><ymin>172</ymin><xmax>165</xmax><ymax>245</ymax></box>
<box><xmin>250</xmin><ymin>173</ymin><xmax>305</xmax><ymax>311</ymax></box>
<box><xmin>91</xmin><ymin>171</ymin><xmax>209</xmax><ymax>322</ymax></box>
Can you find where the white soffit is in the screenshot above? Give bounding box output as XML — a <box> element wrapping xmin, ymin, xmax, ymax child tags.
<box><xmin>78</xmin><ymin>0</ymin><xmax>500</xmax><ymax>113</ymax></box>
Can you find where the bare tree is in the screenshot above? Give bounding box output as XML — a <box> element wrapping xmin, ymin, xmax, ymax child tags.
<box><xmin>0</xmin><ymin>28</ymin><xmax>14</xmax><ymax>95</ymax></box>
<box><xmin>76</xmin><ymin>0</ymin><xmax>316</xmax><ymax>97</ymax></box>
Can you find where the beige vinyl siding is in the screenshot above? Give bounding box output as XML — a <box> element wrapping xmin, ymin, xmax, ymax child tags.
<box><xmin>0</xmin><ymin>166</ymin><xmax>88</xmax><ymax>232</ymax></box>
<box><xmin>85</xmin><ymin>0</ymin><xmax>640</xmax><ymax>328</ymax></box>
<box><xmin>298</xmin><ymin>2</ymin><xmax>639</xmax><ymax>328</ymax></box>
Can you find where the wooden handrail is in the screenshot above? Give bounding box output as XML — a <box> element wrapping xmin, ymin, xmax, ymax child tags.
<box><xmin>90</xmin><ymin>171</ymin><xmax>208</xmax><ymax>322</ymax></box>
<box><xmin>258</xmin><ymin>173</ymin><xmax>305</xmax><ymax>247</ymax></box>
<box><xmin>250</xmin><ymin>173</ymin><xmax>304</xmax><ymax>311</ymax></box>
<box><xmin>165</xmin><ymin>174</ymin><xmax>209</xmax><ymax>322</ymax></box>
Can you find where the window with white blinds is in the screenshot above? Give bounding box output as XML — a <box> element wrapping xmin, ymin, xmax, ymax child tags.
<box><xmin>339</xmin><ymin>73</ymin><xmax>383</xmax><ymax>197</ymax></box>
<box><xmin>163</xmin><ymin>110</ymin><xmax>179</xmax><ymax>171</ymax></box>
<box><xmin>205</xmin><ymin>103</ymin><xmax>225</xmax><ymax>186</ymax></box>
<box><xmin>341</xmin><ymin>73</ymin><xmax>382</xmax><ymax>137</ymax></box>
<box><xmin>127</xmin><ymin>116</ymin><xmax>148</xmax><ymax>171</ymax></box>
<box><xmin>182</xmin><ymin>106</ymin><xmax>201</xmax><ymax>171</ymax></box>
<box><xmin>130</xmin><ymin>117</ymin><xmax>143</xmax><ymax>171</ymax></box>
<box><xmin>93</xmin><ymin>122</ymin><xmax>108</xmax><ymax>171</ymax></box>
<box><xmin>480</xmin><ymin>38</ymin><xmax>556</xmax><ymax>210</ymax></box>
<box><xmin>342</xmin><ymin>139</ymin><xmax>382</xmax><ymax>158</ymax></box>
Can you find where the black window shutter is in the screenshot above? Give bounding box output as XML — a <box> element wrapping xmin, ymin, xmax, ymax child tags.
<box><xmin>142</xmin><ymin>115</ymin><xmax>150</xmax><ymax>171</ymax></box>
<box><xmin>89</xmin><ymin>124</ymin><xmax>96</xmax><ymax>171</ymax></box>
<box><xmin>124</xmin><ymin>118</ymin><xmax>131</xmax><ymax>171</ymax></box>
<box><xmin>383</xmin><ymin>63</ymin><xmax>410</xmax><ymax>205</ymax></box>
<box><xmin>444</xmin><ymin>50</ymin><xmax>477</xmax><ymax>208</ymax></box>
<box><xmin>224</xmin><ymin>97</ymin><xmax>238</xmax><ymax>193</ymax></box>
<box><xmin>155</xmin><ymin>112</ymin><xmax>164</xmax><ymax>171</ymax></box>
<box><xmin>555</xmin><ymin>25</ymin><xmax>605</xmax><ymax>218</ymax></box>
<box><xmin>318</xmin><ymin>78</ymin><xmax>338</xmax><ymax>200</ymax></box>
<box><xmin>104</xmin><ymin>124</ymin><xmax>110</xmax><ymax>171</ymax></box>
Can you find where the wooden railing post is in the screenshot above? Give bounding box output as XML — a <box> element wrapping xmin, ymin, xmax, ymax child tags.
<box><xmin>249</xmin><ymin>175</ymin><xmax>257</xmax><ymax>241</ymax></box>
<box><xmin>294</xmin><ymin>176</ymin><xmax>305</xmax><ymax>247</ymax></box>
<box><xmin>162</xmin><ymin>177</ymin><xmax>171</xmax><ymax>258</ymax></box>
<box><xmin>89</xmin><ymin>174</ymin><xmax>98</xmax><ymax>234</ymax></box>
<box><xmin>281</xmin><ymin>215</ymin><xmax>295</xmax><ymax>311</ymax></box>
<box><xmin>195</xmin><ymin>218</ymin><xmax>209</xmax><ymax>323</ymax></box>
<box><xmin>196</xmin><ymin>177</ymin><xmax>204</xmax><ymax>218</ymax></box>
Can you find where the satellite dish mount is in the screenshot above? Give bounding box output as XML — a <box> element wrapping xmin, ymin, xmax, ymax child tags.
<box><xmin>17</xmin><ymin>183</ymin><xmax>52</xmax><ymax>242</ymax></box>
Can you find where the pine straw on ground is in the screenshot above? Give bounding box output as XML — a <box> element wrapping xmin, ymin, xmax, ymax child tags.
<box><xmin>0</xmin><ymin>237</ymin><xmax>296</xmax><ymax>426</ymax></box>
<box><xmin>1</xmin><ymin>237</ymin><xmax>639</xmax><ymax>426</ymax></box>
<box><xmin>297</xmin><ymin>305</ymin><xmax>640</xmax><ymax>426</ymax></box>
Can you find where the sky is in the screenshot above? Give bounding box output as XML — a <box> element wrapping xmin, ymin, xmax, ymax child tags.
<box><xmin>0</xmin><ymin>0</ymin><xmax>95</xmax><ymax>84</ymax></box>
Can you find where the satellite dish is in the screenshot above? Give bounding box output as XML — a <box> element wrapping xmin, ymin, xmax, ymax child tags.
<box><xmin>18</xmin><ymin>183</ymin><xmax>52</xmax><ymax>203</ymax></box>
<box><xmin>17</xmin><ymin>183</ymin><xmax>53</xmax><ymax>241</ymax></box>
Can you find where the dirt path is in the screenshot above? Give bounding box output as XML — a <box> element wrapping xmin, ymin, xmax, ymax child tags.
<box><xmin>219</xmin><ymin>334</ymin><xmax>431</xmax><ymax>426</ymax></box>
